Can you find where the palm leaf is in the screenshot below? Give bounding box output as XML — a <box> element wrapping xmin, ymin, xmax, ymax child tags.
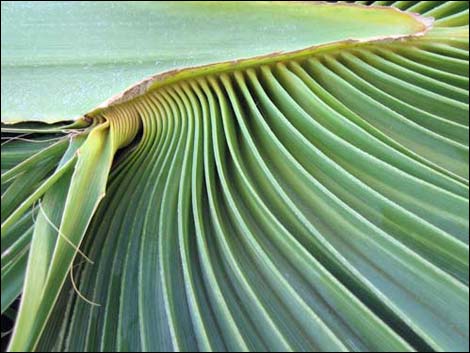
<box><xmin>1</xmin><ymin>1</ymin><xmax>468</xmax><ymax>352</ymax></box>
